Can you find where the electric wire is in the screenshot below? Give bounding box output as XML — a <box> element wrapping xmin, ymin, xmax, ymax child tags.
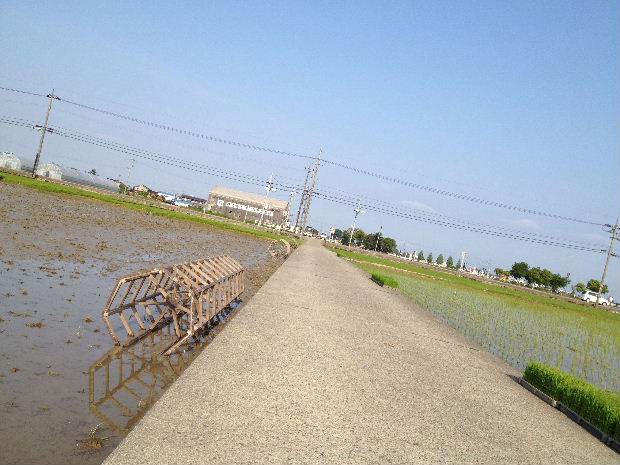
<box><xmin>314</xmin><ymin>185</ymin><xmax>606</xmax><ymax>249</ymax></box>
<box><xmin>0</xmin><ymin>85</ymin><xmax>606</xmax><ymax>226</ymax></box>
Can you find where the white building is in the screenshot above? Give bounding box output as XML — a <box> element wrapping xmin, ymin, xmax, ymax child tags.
<box><xmin>35</xmin><ymin>162</ymin><xmax>63</xmax><ymax>180</ymax></box>
<box><xmin>0</xmin><ymin>152</ymin><xmax>21</xmax><ymax>170</ymax></box>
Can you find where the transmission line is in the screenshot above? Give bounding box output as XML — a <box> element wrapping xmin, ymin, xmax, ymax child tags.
<box><xmin>0</xmin><ymin>84</ymin><xmax>610</xmax><ymax>226</ymax></box>
<box><xmin>0</xmin><ymin>114</ymin><xmax>607</xmax><ymax>253</ymax></box>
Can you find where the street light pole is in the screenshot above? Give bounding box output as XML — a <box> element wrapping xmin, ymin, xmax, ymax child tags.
<box><xmin>348</xmin><ymin>199</ymin><xmax>365</xmax><ymax>247</ymax></box>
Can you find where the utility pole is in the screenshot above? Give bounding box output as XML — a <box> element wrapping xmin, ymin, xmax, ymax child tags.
<box><xmin>460</xmin><ymin>251</ymin><xmax>467</xmax><ymax>271</ymax></box>
<box><xmin>287</xmin><ymin>190</ymin><xmax>296</xmax><ymax>228</ymax></box>
<box><xmin>348</xmin><ymin>199</ymin><xmax>365</xmax><ymax>247</ymax></box>
<box><xmin>596</xmin><ymin>220</ymin><xmax>619</xmax><ymax>306</ymax></box>
<box><xmin>374</xmin><ymin>225</ymin><xmax>383</xmax><ymax>252</ymax></box>
<box><xmin>32</xmin><ymin>90</ymin><xmax>60</xmax><ymax>178</ymax></box>
<box><xmin>258</xmin><ymin>174</ymin><xmax>275</xmax><ymax>227</ymax></box>
<box><xmin>126</xmin><ymin>158</ymin><xmax>135</xmax><ymax>187</ymax></box>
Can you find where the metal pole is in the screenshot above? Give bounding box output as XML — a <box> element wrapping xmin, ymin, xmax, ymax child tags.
<box><xmin>596</xmin><ymin>220</ymin><xmax>618</xmax><ymax>306</ymax></box>
<box><xmin>259</xmin><ymin>174</ymin><xmax>274</xmax><ymax>227</ymax></box>
<box><xmin>294</xmin><ymin>165</ymin><xmax>311</xmax><ymax>233</ymax></box>
<box><xmin>348</xmin><ymin>199</ymin><xmax>364</xmax><ymax>247</ymax></box>
<box><xmin>288</xmin><ymin>190</ymin><xmax>296</xmax><ymax>228</ymax></box>
<box><xmin>348</xmin><ymin>219</ymin><xmax>357</xmax><ymax>247</ymax></box>
<box><xmin>126</xmin><ymin>158</ymin><xmax>135</xmax><ymax>187</ymax></box>
<box><xmin>32</xmin><ymin>90</ymin><xmax>57</xmax><ymax>178</ymax></box>
<box><xmin>374</xmin><ymin>225</ymin><xmax>382</xmax><ymax>252</ymax></box>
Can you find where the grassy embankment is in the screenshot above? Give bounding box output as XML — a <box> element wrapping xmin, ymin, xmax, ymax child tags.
<box><xmin>524</xmin><ymin>362</ymin><xmax>620</xmax><ymax>441</ymax></box>
<box><xmin>330</xmin><ymin>246</ymin><xmax>620</xmax><ymax>391</ymax></box>
<box><xmin>1</xmin><ymin>170</ymin><xmax>300</xmax><ymax>245</ymax></box>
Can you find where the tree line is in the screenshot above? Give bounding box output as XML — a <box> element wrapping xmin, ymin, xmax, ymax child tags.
<box><xmin>495</xmin><ymin>261</ymin><xmax>611</xmax><ymax>294</ymax></box>
<box><xmin>332</xmin><ymin>228</ymin><xmax>398</xmax><ymax>254</ymax></box>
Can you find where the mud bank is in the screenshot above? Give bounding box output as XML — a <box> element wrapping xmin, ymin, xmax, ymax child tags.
<box><xmin>0</xmin><ymin>182</ymin><xmax>284</xmax><ymax>465</ymax></box>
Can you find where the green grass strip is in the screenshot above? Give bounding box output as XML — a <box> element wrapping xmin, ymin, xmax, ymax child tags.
<box><xmin>1</xmin><ymin>170</ymin><xmax>300</xmax><ymax>245</ymax></box>
<box><xmin>370</xmin><ymin>272</ymin><xmax>398</xmax><ymax>288</ymax></box>
<box><xmin>524</xmin><ymin>362</ymin><xmax>620</xmax><ymax>440</ymax></box>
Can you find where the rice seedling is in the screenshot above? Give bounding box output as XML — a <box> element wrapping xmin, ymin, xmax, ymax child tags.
<box><xmin>351</xmin><ymin>260</ymin><xmax>620</xmax><ymax>392</ymax></box>
<box><xmin>524</xmin><ymin>362</ymin><xmax>620</xmax><ymax>440</ymax></box>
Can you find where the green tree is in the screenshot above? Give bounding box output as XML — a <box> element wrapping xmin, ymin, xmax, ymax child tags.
<box><xmin>494</xmin><ymin>268</ymin><xmax>508</xmax><ymax>277</ymax></box>
<box><xmin>446</xmin><ymin>256</ymin><xmax>454</xmax><ymax>268</ymax></box>
<box><xmin>539</xmin><ymin>269</ymin><xmax>554</xmax><ymax>288</ymax></box>
<box><xmin>363</xmin><ymin>232</ymin><xmax>380</xmax><ymax>250</ymax></box>
<box><xmin>333</xmin><ymin>229</ymin><xmax>343</xmax><ymax>240</ymax></box>
<box><xmin>587</xmin><ymin>279</ymin><xmax>609</xmax><ymax>294</ymax></box>
<box><xmin>436</xmin><ymin>254</ymin><xmax>444</xmax><ymax>265</ymax></box>
<box><xmin>526</xmin><ymin>267</ymin><xmax>543</xmax><ymax>286</ymax></box>
<box><xmin>510</xmin><ymin>262</ymin><xmax>529</xmax><ymax>280</ymax></box>
<box><xmin>417</xmin><ymin>251</ymin><xmax>424</xmax><ymax>261</ymax></box>
<box><xmin>575</xmin><ymin>282</ymin><xmax>587</xmax><ymax>294</ymax></box>
<box><xmin>381</xmin><ymin>237</ymin><xmax>397</xmax><ymax>254</ymax></box>
<box><xmin>426</xmin><ymin>253</ymin><xmax>433</xmax><ymax>264</ymax></box>
<box><xmin>549</xmin><ymin>274</ymin><xmax>569</xmax><ymax>292</ymax></box>
<box><xmin>456</xmin><ymin>259</ymin><xmax>462</xmax><ymax>270</ymax></box>
<box><xmin>352</xmin><ymin>229</ymin><xmax>366</xmax><ymax>246</ymax></box>
<box><xmin>341</xmin><ymin>230</ymin><xmax>351</xmax><ymax>246</ymax></box>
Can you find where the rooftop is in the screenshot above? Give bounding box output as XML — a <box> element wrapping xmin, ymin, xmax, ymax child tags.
<box><xmin>210</xmin><ymin>185</ymin><xmax>288</xmax><ymax>211</ymax></box>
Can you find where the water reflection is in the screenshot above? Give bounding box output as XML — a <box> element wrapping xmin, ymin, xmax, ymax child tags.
<box><xmin>87</xmin><ymin>303</ymin><xmax>239</xmax><ymax>433</ymax></box>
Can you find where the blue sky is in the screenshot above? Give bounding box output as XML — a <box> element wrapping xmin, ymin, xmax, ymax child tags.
<box><xmin>1</xmin><ymin>0</ymin><xmax>618</xmax><ymax>290</ymax></box>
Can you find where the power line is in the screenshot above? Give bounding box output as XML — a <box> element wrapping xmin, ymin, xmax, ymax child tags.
<box><xmin>314</xmin><ymin>185</ymin><xmax>606</xmax><ymax>249</ymax></box>
<box><xmin>0</xmin><ymin>114</ymin><xmax>607</xmax><ymax>254</ymax></box>
<box><xmin>0</xmin><ymin>86</ymin><xmax>46</xmax><ymax>98</ymax></box>
<box><xmin>313</xmin><ymin>191</ymin><xmax>605</xmax><ymax>253</ymax></box>
<box><xmin>0</xmin><ymin>85</ymin><xmax>605</xmax><ymax>226</ymax></box>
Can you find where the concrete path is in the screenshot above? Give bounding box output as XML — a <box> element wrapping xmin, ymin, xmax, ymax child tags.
<box><xmin>104</xmin><ymin>240</ymin><xmax>618</xmax><ymax>464</ymax></box>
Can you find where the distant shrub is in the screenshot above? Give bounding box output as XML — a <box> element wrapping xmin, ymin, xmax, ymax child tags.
<box><xmin>371</xmin><ymin>272</ymin><xmax>398</xmax><ymax>289</ymax></box>
<box><xmin>524</xmin><ymin>362</ymin><xmax>620</xmax><ymax>440</ymax></box>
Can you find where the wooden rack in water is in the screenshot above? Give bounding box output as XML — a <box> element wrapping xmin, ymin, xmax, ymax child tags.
<box><xmin>102</xmin><ymin>256</ymin><xmax>244</xmax><ymax>355</ymax></box>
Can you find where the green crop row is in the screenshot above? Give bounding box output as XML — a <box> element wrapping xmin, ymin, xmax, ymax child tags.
<box><xmin>370</xmin><ymin>272</ymin><xmax>398</xmax><ymax>288</ymax></box>
<box><xmin>524</xmin><ymin>362</ymin><xmax>620</xmax><ymax>440</ymax></box>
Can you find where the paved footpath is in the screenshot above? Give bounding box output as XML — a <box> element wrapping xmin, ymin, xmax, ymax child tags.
<box><xmin>104</xmin><ymin>240</ymin><xmax>618</xmax><ymax>464</ymax></box>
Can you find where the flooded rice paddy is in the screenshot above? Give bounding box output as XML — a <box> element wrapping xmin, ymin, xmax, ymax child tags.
<box><xmin>383</xmin><ymin>270</ymin><xmax>620</xmax><ymax>392</ymax></box>
<box><xmin>0</xmin><ymin>182</ymin><xmax>284</xmax><ymax>465</ymax></box>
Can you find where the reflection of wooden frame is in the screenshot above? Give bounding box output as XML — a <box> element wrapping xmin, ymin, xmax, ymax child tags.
<box><xmin>102</xmin><ymin>256</ymin><xmax>244</xmax><ymax>355</ymax></box>
<box><xmin>88</xmin><ymin>323</ymin><xmax>198</xmax><ymax>433</ymax></box>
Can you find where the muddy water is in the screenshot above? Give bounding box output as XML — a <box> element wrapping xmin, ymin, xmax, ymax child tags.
<box><xmin>0</xmin><ymin>183</ymin><xmax>283</xmax><ymax>465</ymax></box>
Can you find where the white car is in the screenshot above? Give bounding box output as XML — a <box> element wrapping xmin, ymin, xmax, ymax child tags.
<box><xmin>581</xmin><ymin>290</ymin><xmax>610</xmax><ymax>305</ymax></box>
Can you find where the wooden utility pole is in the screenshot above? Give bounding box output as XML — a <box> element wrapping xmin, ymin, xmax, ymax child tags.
<box><xmin>32</xmin><ymin>90</ymin><xmax>59</xmax><ymax>178</ymax></box>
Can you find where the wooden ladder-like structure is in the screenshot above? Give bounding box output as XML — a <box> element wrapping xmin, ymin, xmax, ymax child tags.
<box><xmin>102</xmin><ymin>256</ymin><xmax>244</xmax><ymax>355</ymax></box>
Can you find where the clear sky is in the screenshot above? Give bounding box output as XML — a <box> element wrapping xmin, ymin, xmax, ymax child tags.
<box><xmin>1</xmin><ymin>0</ymin><xmax>618</xmax><ymax>290</ymax></box>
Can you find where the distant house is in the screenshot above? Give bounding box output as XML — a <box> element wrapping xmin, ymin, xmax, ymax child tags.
<box><xmin>173</xmin><ymin>198</ymin><xmax>192</xmax><ymax>207</ymax></box>
<box><xmin>206</xmin><ymin>185</ymin><xmax>290</xmax><ymax>227</ymax></box>
<box><xmin>35</xmin><ymin>162</ymin><xmax>62</xmax><ymax>180</ymax></box>
<box><xmin>157</xmin><ymin>192</ymin><xmax>176</xmax><ymax>203</ymax></box>
<box><xmin>133</xmin><ymin>184</ymin><xmax>151</xmax><ymax>193</ymax></box>
<box><xmin>0</xmin><ymin>152</ymin><xmax>21</xmax><ymax>170</ymax></box>
<box><xmin>178</xmin><ymin>194</ymin><xmax>207</xmax><ymax>205</ymax></box>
